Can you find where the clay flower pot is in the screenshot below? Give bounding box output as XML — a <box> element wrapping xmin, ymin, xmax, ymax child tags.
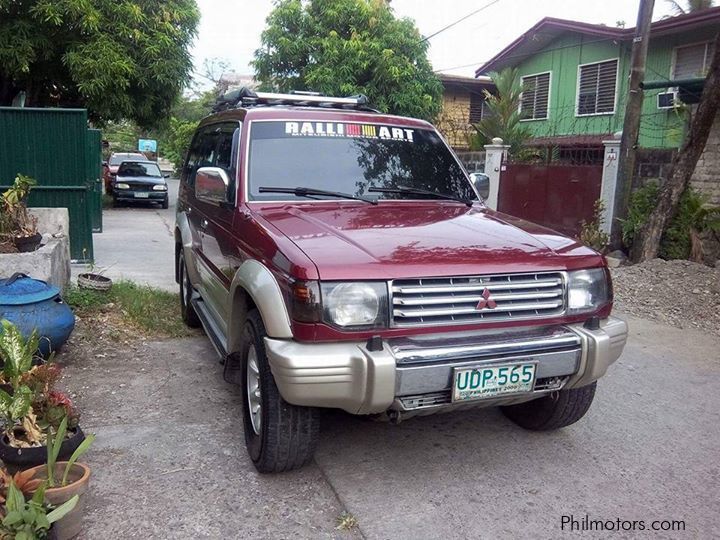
<box><xmin>26</xmin><ymin>462</ymin><xmax>91</xmax><ymax>540</ymax></box>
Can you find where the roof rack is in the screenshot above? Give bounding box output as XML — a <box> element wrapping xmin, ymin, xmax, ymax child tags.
<box><xmin>212</xmin><ymin>87</ymin><xmax>378</xmax><ymax>113</ymax></box>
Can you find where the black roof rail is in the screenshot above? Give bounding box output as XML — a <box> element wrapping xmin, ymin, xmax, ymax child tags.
<box><xmin>211</xmin><ymin>87</ymin><xmax>378</xmax><ymax>113</ymax></box>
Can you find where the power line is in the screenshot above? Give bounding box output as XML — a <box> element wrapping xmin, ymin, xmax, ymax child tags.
<box><xmin>420</xmin><ymin>0</ymin><xmax>501</xmax><ymax>43</ymax></box>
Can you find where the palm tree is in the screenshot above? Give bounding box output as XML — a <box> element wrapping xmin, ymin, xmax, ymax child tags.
<box><xmin>665</xmin><ymin>0</ymin><xmax>715</xmax><ymax>15</ymax></box>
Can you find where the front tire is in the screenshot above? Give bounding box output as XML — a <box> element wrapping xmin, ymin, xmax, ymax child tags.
<box><xmin>501</xmin><ymin>382</ymin><xmax>597</xmax><ymax>431</ymax></box>
<box><xmin>241</xmin><ymin>309</ymin><xmax>319</xmax><ymax>473</ymax></box>
<box><xmin>178</xmin><ymin>250</ymin><xmax>201</xmax><ymax>328</ymax></box>
<box><xmin>161</xmin><ymin>197</ymin><xmax>169</xmax><ymax>209</ymax></box>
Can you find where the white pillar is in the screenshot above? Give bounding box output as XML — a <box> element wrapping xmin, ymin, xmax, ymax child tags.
<box><xmin>483</xmin><ymin>137</ymin><xmax>510</xmax><ymax>210</ymax></box>
<box><xmin>600</xmin><ymin>134</ymin><xmax>622</xmax><ymax>234</ymax></box>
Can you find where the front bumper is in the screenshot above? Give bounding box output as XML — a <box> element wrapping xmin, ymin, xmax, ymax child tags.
<box><xmin>264</xmin><ymin>317</ymin><xmax>628</xmax><ymax>415</ymax></box>
<box><xmin>114</xmin><ymin>190</ymin><xmax>167</xmax><ymax>203</ymax></box>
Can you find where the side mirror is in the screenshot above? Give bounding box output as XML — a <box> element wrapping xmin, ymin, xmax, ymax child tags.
<box><xmin>102</xmin><ymin>161</ymin><xmax>108</xmax><ymax>167</ymax></box>
<box><xmin>470</xmin><ymin>173</ymin><xmax>490</xmax><ymax>200</ymax></box>
<box><xmin>163</xmin><ymin>172</ymin><xmax>171</xmax><ymax>178</ymax></box>
<box><xmin>196</xmin><ymin>167</ymin><xmax>231</xmax><ymax>204</ymax></box>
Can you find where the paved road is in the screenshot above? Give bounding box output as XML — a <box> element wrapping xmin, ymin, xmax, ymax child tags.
<box><xmin>70</xmin><ymin>179</ymin><xmax>180</xmax><ymax>291</ymax></box>
<box><xmin>64</xmin><ymin>314</ymin><xmax>719</xmax><ymax>539</ymax></box>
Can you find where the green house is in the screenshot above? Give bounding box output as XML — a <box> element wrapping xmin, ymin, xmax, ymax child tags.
<box><xmin>475</xmin><ymin>8</ymin><xmax>720</xmax><ymax>156</ymax></box>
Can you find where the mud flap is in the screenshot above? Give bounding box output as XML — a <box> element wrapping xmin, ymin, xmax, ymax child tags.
<box><xmin>223</xmin><ymin>352</ymin><xmax>243</xmax><ymax>384</ymax></box>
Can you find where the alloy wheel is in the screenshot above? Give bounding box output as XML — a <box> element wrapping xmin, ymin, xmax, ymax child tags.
<box><xmin>246</xmin><ymin>345</ymin><xmax>262</xmax><ymax>434</ymax></box>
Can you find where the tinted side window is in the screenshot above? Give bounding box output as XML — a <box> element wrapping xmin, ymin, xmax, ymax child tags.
<box><xmin>184</xmin><ymin>126</ymin><xmax>220</xmax><ymax>187</ymax></box>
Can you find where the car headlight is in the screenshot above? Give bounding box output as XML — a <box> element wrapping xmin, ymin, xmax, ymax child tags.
<box><xmin>115</xmin><ymin>183</ymin><xmax>130</xmax><ymax>190</ymax></box>
<box><xmin>566</xmin><ymin>268</ymin><xmax>611</xmax><ymax>314</ymax></box>
<box><xmin>321</xmin><ymin>282</ymin><xmax>388</xmax><ymax>328</ymax></box>
<box><xmin>153</xmin><ymin>184</ymin><xmax>168</xmax><ymax>191</ymax></box>
<box><xmin>287</xmin><ymin>281</ymin><xmax>389</xmax><ymax>329</ymax></box>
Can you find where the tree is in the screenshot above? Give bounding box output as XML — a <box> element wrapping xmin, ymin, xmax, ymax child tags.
<box><xmin>0</xmin><ymin>0</ymin><xmax>200</xmax><ymax>128</ymax></box>
<box><xmin>472</xmin><ymin>68</ymin><xmax>531</xmax><ymax>155</ymax></box>
<box><xmin>253</xmin><ymin>0</ymin><xmax>442</xmax><ymax>121</ymax></box>
<box><xmin>665</xmin><ymin>0</ymin><xmax>714</xmax><ymax>14</ymax></box>
<box><xmin>630</xmin><ymin>31</ymin><xmax>720</xmax><ymax>262</ymax></box>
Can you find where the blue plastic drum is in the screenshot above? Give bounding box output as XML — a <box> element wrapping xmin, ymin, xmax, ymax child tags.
<box><xmin>0</xmin><ymin>273</ymin><xmax>75</xmax><ymax>357</ymax></box>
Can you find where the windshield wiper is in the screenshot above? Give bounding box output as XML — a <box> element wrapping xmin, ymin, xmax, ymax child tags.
<box><xmin>258</xmin><ymin>186</ymin><xmax>377</xmax><ymax>205</ymax></box>
<box><xmin>368</xmin><ymin>185</ymin><xmax>473</xmax><ymax>207</ymax></box>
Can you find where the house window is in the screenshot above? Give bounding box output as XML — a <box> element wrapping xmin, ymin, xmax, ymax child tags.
<box><xmin>520</xmin><ymin>72</ymin><xmax>550</xmax><ymax>120</ymax></box>
<box><xmin>469</xmin><ymin>92</ymin><xmax>484</xmax><ymax>123</ymax></box>
<box><xmin>577</xmin><ymin>59</ymin><xmax>618</xmax><ymax>115</ymax></box>
<box><xmin>673</xmin><ymin>42</ymin><xmax>715</xmax><ymax>78</ymax></box>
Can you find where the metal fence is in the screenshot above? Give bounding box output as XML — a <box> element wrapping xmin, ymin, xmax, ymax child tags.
<box><xmin>0</xmin><ymin>107</ymin><xmax>100</xmax><ymax>260</ymax></box>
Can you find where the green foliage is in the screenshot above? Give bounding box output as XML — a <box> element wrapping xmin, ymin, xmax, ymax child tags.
<box><xmin>0</xmin><ymin>175</ymin><xmax>38</xmax><ymax>237</ymax></box>
<box><xmin>0</xmin><ymin>479</ymin><xmax>79</xmax><ymax>539</ymax></box>
<box><xmin>253</xmin><ymin>0</ymin><xmax>443</xmax><ymax>121</ymax></box>
<box><xmin>622</xmin><ymin>183</ymin><xmax>660</xmax><ymax>249</ymax></box>
<box><xmin>64</xmin><ymin>281</ymin><xmax>196</xmax><ymax>338</ymax></box>
<box><xmin>0</xmin><ymin>320</ymin><xmax>38</xmax><ymax>386</ymax></box>
<box><xmin>0</xmin><ymin>0</ymin><xmax>200</xmax><ymax>128</ymax></box>
<box><xmin>622</xmin><ymin>182</ymin><xmax>720</xmax><ymax>260</ymax></box>
<box><xmin>0</xmin><ymin>386</ymin><xmax>33</xmax><ymax>426</ymax></box>
<box><xmin>45</xmin><ymin>416</ymin><xmax>67</xmax><ymax>487</ymax></box>
<box><xmin>579</xmin><ymin>200</ymin><xmax>610</xmax><ymax>253</ymax></box>
<box><xmin>61</xmin><ymin>434</ymin><xmax>95</xmax><ymax>487</ymax></box>
<box><xmin>162</xmin><ymin>118</ymin><xmax>200</xmax><ymax>172</ymax></box>
<box><xmin>471</xmin><ymin>68</ymin><xmax>532</xmax><ymax>155</ymax></box>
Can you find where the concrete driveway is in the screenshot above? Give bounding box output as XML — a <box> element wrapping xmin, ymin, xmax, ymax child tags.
<box><xmin>71</xmin><ymin>179</ymin><xmax>180</xmax><ymax>291</ymax></box>
<box><xmin>64</xmin><ymin>314</ymin><xmax>719</xmax><ymax>539</ymax></box>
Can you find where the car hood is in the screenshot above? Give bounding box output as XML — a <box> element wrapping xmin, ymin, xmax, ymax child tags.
<box><xmin>115</xmin><ymin>175</ymin><xmax>165</xmax><ymax>185</ymax></box>
<box><xmin>254</xmin><ymin>202</ymin><xmax>603</xmax><ymax>280</ymax></box>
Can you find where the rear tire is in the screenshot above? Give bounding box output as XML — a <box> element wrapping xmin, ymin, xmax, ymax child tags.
<box><xmin>241</xmin><ymin>309</ymin><xmax>319</xmax><ymax>473</ymax></box>
<box><xmin>501</xmin><ymin>382</ymin><xmax>597</xmax><ymax>431</ymax></box>
<box><xmin>178</xmin><ymin>250</ymin><xmax>201</xmax><ymax>328</ymax></box>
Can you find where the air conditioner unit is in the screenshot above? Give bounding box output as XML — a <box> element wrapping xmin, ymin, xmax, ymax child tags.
<box><xmin>657</xmin><ymin>89</ymin><xmax>678</xmax><ymax>109</ymax></box>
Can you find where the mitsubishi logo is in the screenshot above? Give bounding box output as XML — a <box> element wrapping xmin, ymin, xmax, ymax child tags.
<box><xmin>476</xmin><ymin>288</ymin><xmax>497</xmax><ymax>310</ymax></box>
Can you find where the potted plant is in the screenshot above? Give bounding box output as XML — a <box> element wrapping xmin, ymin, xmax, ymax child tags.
<box><xmin>0</xmin><ymin>323</ymin><xmax>84</xmax><ymax>468</ymax></box>
<box><xmin>76</xmin><ymin>253</ymin><xmax>112</xmax><ymax>292</ymax></box>
<box><xmin>24</xmin><ymin>417</ymin><xmax>94</xmax><ymax>540</ymax></box>
<box><xmin>0</xmin><ymin>175</ymin><xmax>41</xmax><ymax>253</ymax></box>
<box><xmin>0</xmin><ymin>478</ymin><xmax>78</xmax><ymax>540</ymax></box>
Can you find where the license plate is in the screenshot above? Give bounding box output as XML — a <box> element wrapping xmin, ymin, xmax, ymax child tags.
<box><xmin>453</xmin><ymin>362</ymin><xmax>536</xmax><ymax>402</ymax></box>
<box><xmin>134</xmin><ymin>192</ymin><xmax>149</xmax><ymax>198</ymax></box>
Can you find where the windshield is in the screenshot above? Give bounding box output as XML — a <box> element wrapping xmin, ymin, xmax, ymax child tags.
<box><xmin>117</xmin><ymin>162</ymin><xmax>162</xmax><ymax>178</ymax></box>
<box><xmin>110</xmin><ymin>153</ymin><xmax>144</xmax><ymax>166</ymax></box>
<box><xmin>248</xmin><ymin>121</ymin><xmax>475</xmax><ymax>202</ymax></box>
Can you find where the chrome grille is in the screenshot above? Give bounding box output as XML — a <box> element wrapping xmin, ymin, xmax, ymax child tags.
<box><xmin>391</xmin><ymin>272</ymin><xmax>565</xmax><ymax>327</ymax></box>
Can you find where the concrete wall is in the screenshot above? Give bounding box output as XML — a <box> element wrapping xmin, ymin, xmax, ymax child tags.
<box><xmin>691</xmin><ymin>112</ymin><xmax>720</xmax><ymax>205</ymax></box>
<box><xmin>0</xmin><ymin>208</ymin><xmax>71</xmax><ymax>289</ymax></box>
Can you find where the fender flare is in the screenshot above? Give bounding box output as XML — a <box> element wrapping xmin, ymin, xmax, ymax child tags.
<box><xmin>227</xmin><ymin>260</ymin><xmax>293</xmax><ymax>352</ymax></box>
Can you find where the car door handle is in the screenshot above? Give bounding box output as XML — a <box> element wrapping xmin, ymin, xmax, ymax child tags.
<box><xmin>201</xmin><ymin>219</ymin><xmax>209</xmax><ymax>229</ymax></box>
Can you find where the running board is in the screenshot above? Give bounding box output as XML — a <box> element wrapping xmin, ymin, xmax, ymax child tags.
<box><xmin>191</xmin><ymin>298</ymin><xmax>228</xmax><ymax>361</ymax></box>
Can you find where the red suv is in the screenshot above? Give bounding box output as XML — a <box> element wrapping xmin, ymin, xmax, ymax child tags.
<box><xmin>175</xmin><ymin>89</ymin><xmax>627</xmax><ymax>473</ymax></box>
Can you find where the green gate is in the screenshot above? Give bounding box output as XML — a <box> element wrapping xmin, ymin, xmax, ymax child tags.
<box><xmin>86</xmin><ymin>129</ymin><xmax>102</xmax><ymax>233</ymax></box>
<box><xmin>0</xmin><ymin>107</ymin><xmax>99</xmax><ymax>261</ymax></box>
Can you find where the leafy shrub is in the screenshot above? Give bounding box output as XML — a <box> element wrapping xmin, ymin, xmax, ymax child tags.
<box><xmin>621</xmin><ymin>182</ymin><xmax>659</xmax><ymax>249</ymax></box>
<box><xmin>579</xmin><ymin>199</ymin><xmax>610</xmax><ymax>253</ymax></box>
<box><xmin>623</xmin><ymin>182</ymin><xmax>720</xmax><ymax>260</ymax></box>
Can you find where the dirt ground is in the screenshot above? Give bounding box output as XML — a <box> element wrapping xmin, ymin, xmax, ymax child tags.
<box><xmin>612</xmin><ymin>258</ymin><xmax>720</xmax><ymax>337</ymax></box>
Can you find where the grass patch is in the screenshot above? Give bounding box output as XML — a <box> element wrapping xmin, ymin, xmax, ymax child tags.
<box><xmin>335</xmin><ymin>512</ymin><xmax>359</xmax><ymax>531</ymax></box>
<box><xmin>65</xmin><ymin>280</ymin><xmax>195</xmax><ymax>339</ymax></box>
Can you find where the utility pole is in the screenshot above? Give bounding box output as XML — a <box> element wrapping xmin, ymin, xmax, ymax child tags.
<box><xmin>611</xmin><ymin>0</ymin><xmax>655</xmax><ymax>248</ymax></box>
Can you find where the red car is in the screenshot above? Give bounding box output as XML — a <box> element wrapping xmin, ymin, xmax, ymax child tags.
<box><xmin>174</xmin><ymin>89</ymin><xmax>628</xmax><ymax>473</ymax></box>
<box><xmin>103</xmin><ymin>152</ymin><xmax>146</xmax><ymax>193</ymax></box>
